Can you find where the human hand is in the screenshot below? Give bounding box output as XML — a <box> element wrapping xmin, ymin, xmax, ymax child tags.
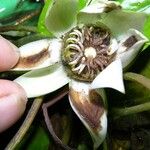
<box><xmin>0</xmin><ymin>36</ymin><xmax>27</xmax><ymax>132</ymax></box>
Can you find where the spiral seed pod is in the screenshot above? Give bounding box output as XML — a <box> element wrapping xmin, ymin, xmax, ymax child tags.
<box><xmin>62</xmin><ymin>25</ymin><xmax>117</xmax><ymax>82</ymax></box>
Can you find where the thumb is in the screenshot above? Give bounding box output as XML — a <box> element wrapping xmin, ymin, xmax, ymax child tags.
<box><xmin>0</xmin><ymin>80</ymin><xmax>27</xmax><ymax>132</ymax></box>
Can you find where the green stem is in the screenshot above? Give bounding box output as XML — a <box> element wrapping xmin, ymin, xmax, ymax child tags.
<box><xmin>0</xmin><ymin>25</ymin><xmax>37</xmax><ymax>33</ymax></box>
<box><xmin>14</xmin><ymin>9</ymin><xmax>41</xmax><ymax>25</ymax></box>
<box><xmin>103</xmin><ymin>139</ymin><xmax>108</xmax><ymax>150</ymax></box>
<box><xmin>5</xmin><ymin>97</ymin><xmax>43</xmax><ymax>150</ymax></box>
<box><xmin>124</xmin><ymin>72</ymin><xmax>150</xmax><ymax>90</ymax></box>
<box><xmin>112</xmin><ymin>101</ymin><xmax>150</xmax><ymax>120</ymax></box>
<box><xmin>111</xmin><ymin>73</ymin><xmax>150</xmax><ymax>120</ymax></box>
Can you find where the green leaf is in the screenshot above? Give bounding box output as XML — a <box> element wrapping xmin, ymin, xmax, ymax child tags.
<box><xmin>117</xmin><ymin>0</ymin><xmax>150</xmax><ymax>13</ymax></box>
<box><xmin>0</xmin><ymin>0</ymin><xmax>41</xmax><ymax>20</ymax></box>
<box><xmin>16</xmin><ymin>125</ymin><xmax>50</xmax><ymax>150</ymax></box>
<box><xmin>27</xmin><ymin>127</ymin><xmax>50</xmax><ymax>150</ymax></box>
<box><xmin>0</xmin><ymin>0</ymin><xmax>20</xmax><ymax>19</ymax></box>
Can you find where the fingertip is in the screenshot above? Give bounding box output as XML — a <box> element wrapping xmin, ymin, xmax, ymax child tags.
<box><xmin>0</xmin><ymin>80</ymin><xmax>27</xmax><ymax>132</ymax></box>
<box><xmin>0</xmin><ymin>36</ymin><xmax>19</xmax><ymax>72</ymax></box>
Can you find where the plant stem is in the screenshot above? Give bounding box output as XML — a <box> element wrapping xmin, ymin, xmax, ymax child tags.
<box><xmin>112</xmin><ymin>72</ymin><xmax>150</xmax><ymax>119</ymax></box>
<box><xmin>5</xmin><ymin>97</ymin><xmax>43</xmax><ymax>150</ymax></box>
<box><xmin>103</xmin><ymin>139</ymin><xmax>108</xmax><ymax>150</ymax></box>
<box><xmin>124</xmin><ymin>72</ymin><xmax>150</xmax><ymax>90</ymax></box>
<box><xmin>0</xmin><ymin>25</ymin><xmax>37</xmax><ymax>33</ymax></box>
<box><xmin>112</xmin><ymin>101</ymin><xmax>150</xmax><ymax>120</ymax></box>
<box><xmin>15</xmin><ymin>9</ymin><xmax>41</xmax><ymax>25</ymax></box>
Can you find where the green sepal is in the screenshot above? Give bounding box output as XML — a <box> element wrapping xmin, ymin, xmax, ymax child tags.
<box><xmin>116</xmin><ymin>0</ymin><xmax>150</xmax><ymax>42</ymax></box>
<box><xmin>38</xmin><ymin>0</ymin><xmax>92</xmax><ymax>37</ymax></box>
<box><xmin>101</xmin><ymin>10</ymin><xmax>147</xmax><ymax>37</ymax></box>
<box><xmin>38</xmin><ymin>0</ymin><xmax>79</xmax><ymax>37</ymax></box>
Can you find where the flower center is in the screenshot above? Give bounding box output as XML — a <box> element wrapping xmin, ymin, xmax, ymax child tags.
<box><xmin>61</xmin><ymin>25</ymin><xmax>116</xmax><ymax>82</ymax></box>
<box><xmin>84</xmin><ymin>47</ymin><xmax>97</xmax><ymax>58</ymax></box>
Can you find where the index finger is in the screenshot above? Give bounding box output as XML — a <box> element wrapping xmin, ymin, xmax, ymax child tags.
<box><xmin>0</xmin><ymin>36</ymin><xmax>19</xmax><ymax>72</ymax></box>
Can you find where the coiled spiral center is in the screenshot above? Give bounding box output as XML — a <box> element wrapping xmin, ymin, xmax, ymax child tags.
<box><xmin>61</xmin><ymin>25</ymin><xmax>116</xmax><ymax>82</ymax></box>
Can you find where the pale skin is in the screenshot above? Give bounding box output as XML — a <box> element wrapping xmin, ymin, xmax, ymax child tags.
<box><xmin>0</xmin><ymin>36</ymin><xmax>27</xmax><ymax>132</ymax></box>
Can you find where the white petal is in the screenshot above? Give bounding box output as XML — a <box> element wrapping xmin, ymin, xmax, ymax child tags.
<box><xmin>69</xmin><ymin>80</ymin><xmax>107</xmax><ymax>148</ymax></box>
<box><xmin>80</xmin><ymin>3</ymin><xmax>106</xmax><ymax>14</ymax></box>
<box><xmin>77</xmin><ymin>0</ymin><xmax>120</xmax><ymax>25</ymax></box>
<box><xmin>107</xmin><ymin>38</ymin><xmax>118</xmax><ymax>55</ymax></box>
<box><xmin>80</xmin><ymin>0</ymin><xmax>120</xmax><ymax>14</ymax></box>
<box><xmin>93</xmin><ymin>111</ymin><xmax>107</xmax><ymax>149</ymax></box>
<box><xmin>69</xmin><ymin>80</ymin><xmax>90</xmax><ymax>94</ymax></box>
<box><xmin>91</xmin><ymin>59</ymin><xmax>125</xmax><ymax>93</ymax></box>
<box><xmin>12</xmin><ymin>39</ymin><xmax>63</xmax><ymax>71</ymax></box>
<box><xmin>14</xmin><ymin>65</ymin><xmax>70</xmax><ymax>98</ymax></box>
<box><xmin>117</xmin><ymin>29</ymin><xmax>148</xmax><ymax>69</ymax></box>
<box><xmin>48</xmin><ymin>39</ymin><xmax>63</xmax><ymax>65</ymax></box>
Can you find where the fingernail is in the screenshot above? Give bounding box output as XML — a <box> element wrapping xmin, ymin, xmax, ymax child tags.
<box><xmin>0</xmin><ymin>35</ymin><xmax>19</xmax><ymax>53</ymax></box>
<box><xmin>0</xmin><ymin>35</ymin><xmax>19</xmax><ymax>71</ymax></box>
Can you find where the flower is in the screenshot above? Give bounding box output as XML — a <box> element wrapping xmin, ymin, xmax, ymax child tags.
<box><xmin>13</xmin><ymin>0</ymin><xmax>149</xmax><ymax>148</ymax></box>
